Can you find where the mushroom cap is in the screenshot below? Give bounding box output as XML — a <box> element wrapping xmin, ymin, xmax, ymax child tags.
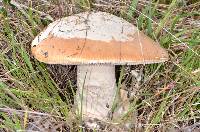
<box><xmin>31</xmin><ymin>11</ymin><xmax>168</xmax><ymax>65</ymax></box>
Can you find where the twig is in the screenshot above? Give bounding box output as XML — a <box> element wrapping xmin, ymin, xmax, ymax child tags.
<box><xmin>0</xmin><ymin>107</ymin><xmax>64</xmax><ymax>119</ymax></box>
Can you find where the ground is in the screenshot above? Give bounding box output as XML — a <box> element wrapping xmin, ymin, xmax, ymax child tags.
<box><xmin>0</xmin><ymin>0</ymin><xmax>200</xmax><ymax>131</ymax></box>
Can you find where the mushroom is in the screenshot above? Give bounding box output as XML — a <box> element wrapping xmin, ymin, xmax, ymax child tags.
<box><xmin>31</xmin><ymin>11</ymin><xmax>168</xmax><ymax>123</ymax></box>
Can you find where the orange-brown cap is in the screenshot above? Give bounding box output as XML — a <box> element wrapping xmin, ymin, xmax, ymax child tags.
<box><xmin>31</xmin><ymin>11</ymin><xmax>168</xmax><ymax>65</ymax></box>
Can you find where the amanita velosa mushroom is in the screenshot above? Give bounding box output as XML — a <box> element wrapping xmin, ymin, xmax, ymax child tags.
<box><xmin>31</xmin><ymin>11</ymin><xmax>168</xmax><ymax>123</ymax></box>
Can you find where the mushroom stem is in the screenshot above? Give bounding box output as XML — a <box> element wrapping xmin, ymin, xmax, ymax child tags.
<box><xmin>77</xmin><ymin>65</ymin><xmax>116</xmax><ymax>121</ymax></box>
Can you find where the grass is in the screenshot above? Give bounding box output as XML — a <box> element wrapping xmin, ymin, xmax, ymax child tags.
<box><xmin>0</xmin><ymin>0</ymin><xmax>200</xmax><ymax>131</ymax></box>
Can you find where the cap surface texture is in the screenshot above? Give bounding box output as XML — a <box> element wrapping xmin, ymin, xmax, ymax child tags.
<box><xmin>32</xmin><ymin>11</ymin><xmax>168</xmax><ymax>65</ymax></box>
